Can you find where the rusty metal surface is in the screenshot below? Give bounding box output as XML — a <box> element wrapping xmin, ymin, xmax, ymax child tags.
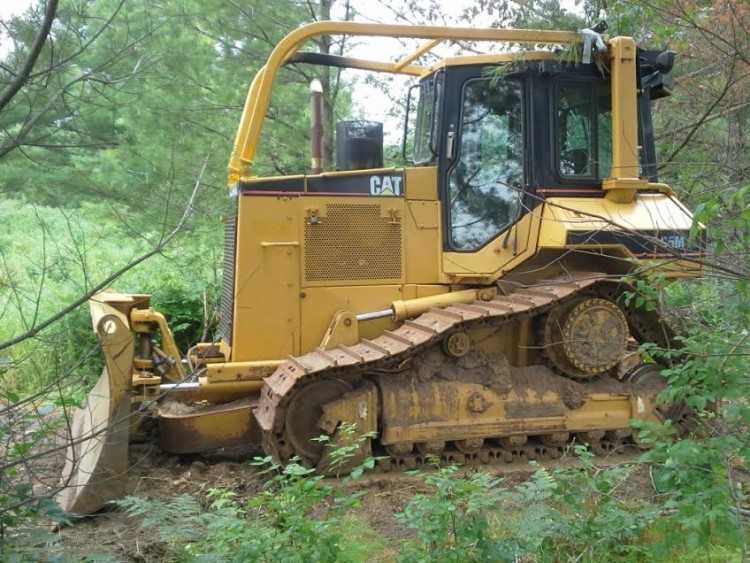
<box><xmin>158</xmin><ymin>398</ymin><xmax>259</xmax><ymax>454</ymax></box>
<box><xmin>57</xmin><ymin>307</ymin><xmax>135</xmax><ymax>515</ymax></box>
<box><xmin>542</xmin><ymin>297</ymin><xmax>630</xmax><ymax>378</ymax></box>
<box><xmin>254</xmin><ymin>274</ymin><xmax>670</xmax><ymax>464</ymax></box>
<box><xmin>254</xmin><ymin>272</ymin><xmax>676</xmax><ymax>469</ymax></box>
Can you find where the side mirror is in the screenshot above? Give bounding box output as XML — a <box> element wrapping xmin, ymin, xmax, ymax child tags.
<box><xmin>428</xmin><ymin>72</ymin><xmax>443</xmax><ymax>156</ymax></box>
<box><xmin>401</xmin><ymin>84</ymin><xmax>420</xmax><ymax>162</ymax></box>
<box><xmin>656</xmin><ymin>50</ymin><xmax>676</xmax><ymax>74</ymax></box>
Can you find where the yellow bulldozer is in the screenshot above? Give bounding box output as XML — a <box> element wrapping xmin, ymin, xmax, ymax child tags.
<box><xmin>58</xmin><ymin>21</ymin><xmax>701</xmax><ymax>515</ymax></box>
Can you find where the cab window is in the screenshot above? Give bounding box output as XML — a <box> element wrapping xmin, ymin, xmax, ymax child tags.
<box><xmin>448</xmin><ymin>77</ymin><xmax>524</xmax><ymax>251</ymax></box>
<box><xmin>556</xmin><ymin>81</ymin><xmax>612</xmax><ymax>179</ymax></box>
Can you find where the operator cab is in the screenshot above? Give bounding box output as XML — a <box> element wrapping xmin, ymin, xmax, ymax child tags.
<box><xmin>403</xmin><ymin>50</ymin><xmax>674</xmax><ymax>252</ymax></box>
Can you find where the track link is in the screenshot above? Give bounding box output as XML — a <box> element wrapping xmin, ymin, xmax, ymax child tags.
<box><xmin>374</xmin><ymin>434</ymin><xmax>636</xmax><ymax>472</ymax></box>
<box><xmin>254</xmin><ymin>273</ymin><xmax>672</xmax><ymax>469</ymax></box>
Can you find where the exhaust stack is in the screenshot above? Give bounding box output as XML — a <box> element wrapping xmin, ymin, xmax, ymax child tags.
<box><xmin>310</xmin><ymin>79</ymin><xmax>323</xmax><ymax>174</ymax></box>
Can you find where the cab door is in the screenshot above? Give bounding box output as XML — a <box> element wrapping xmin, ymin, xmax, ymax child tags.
<box><xmin>438</xmin><ymin>67</ymin><xmax>535</xmax><ymax>279</ymax></box>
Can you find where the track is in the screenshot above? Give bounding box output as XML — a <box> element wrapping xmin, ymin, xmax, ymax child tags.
<box><xmin>372</xmin><ymin>434</ymin><xmax>640</xmax><ymax>473</ymax></box>
<box><xmin>254</xmin><ymin>272</ymin><xmax>674</xmax><ymax>471</ymax></box>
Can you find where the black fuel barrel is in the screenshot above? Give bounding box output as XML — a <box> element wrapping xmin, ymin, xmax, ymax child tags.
<box><xmin>335</xmin><ymin>120</ymin><xmax>383</xmax><ymax>171</ymax></box>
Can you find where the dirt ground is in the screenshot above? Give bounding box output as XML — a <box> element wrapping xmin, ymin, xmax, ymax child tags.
<box><xmin>46</xmin><ymin>443</ymin><xmax>655</xmax><ymax>562</ymax></box>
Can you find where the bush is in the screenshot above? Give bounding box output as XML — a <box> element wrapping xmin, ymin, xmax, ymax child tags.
<box><xmin>397</xmin><ymin>465</ymin><xmax>507</xmax><ymax>562</ymax></box>
<box><xmin>396</xmin><ymin>451</ymin><xmax>660</xmax><ymax>563</ymax></box>
<box><xmin>512</xmin><ymin>451</ymin><xmax>659</xmax><ymax>561</ymax></box>
<box><xmin>118</xmin><ymin>427</ymin><xmax>382</xmax><ymax>562</ymax></box>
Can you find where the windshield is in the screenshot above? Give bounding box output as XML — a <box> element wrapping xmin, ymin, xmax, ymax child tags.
<box><xmin>448</xmin><ymin>76</ymin><xmax>524</xmax><ymax>250</ymax></box>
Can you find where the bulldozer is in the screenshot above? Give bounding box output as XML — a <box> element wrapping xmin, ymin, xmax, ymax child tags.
<box><xmin>58</xmin><ymin>21</ymin><xmax>702</xmax><ymax>515</ymax></box>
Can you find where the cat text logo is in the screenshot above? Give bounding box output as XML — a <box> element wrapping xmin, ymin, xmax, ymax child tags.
<box><xmin>369</xmin><ymin>175</ymin><xmax>403</xmax><ymax>196</ymax></box>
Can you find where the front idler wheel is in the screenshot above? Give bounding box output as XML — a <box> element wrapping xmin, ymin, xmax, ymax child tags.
<box><xmin>283</xmin><ymin>377</ymin><xmax>353</xmax><ymax>466</ymax></box>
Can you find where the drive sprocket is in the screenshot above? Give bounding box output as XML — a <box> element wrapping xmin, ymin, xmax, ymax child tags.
<box><xmin>542</xmin><ymin>297</ymin><xmax>629</xmax><ymax>379</ymax></box>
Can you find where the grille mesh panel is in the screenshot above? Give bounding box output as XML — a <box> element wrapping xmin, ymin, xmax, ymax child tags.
<box><xmin>304</xmin><ymin>203</ymin><xmax>402</xmax><ymax>282</ymax></box>
<box><xmin>219</xmin><ymin>214</ymin><xmax>237</xmax><ymax>344</ymax></box>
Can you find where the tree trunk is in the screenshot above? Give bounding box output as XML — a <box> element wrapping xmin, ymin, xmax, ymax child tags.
<box><xmin>318</xmin><ymin>0</ymin><xmax>335</xmax><ymax>170</ymax></box>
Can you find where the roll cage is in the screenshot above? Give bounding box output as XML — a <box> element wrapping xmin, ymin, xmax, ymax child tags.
<box><xmin>228</xmin><ymin>21</ymin><xmax>658</xmax><ymax>204</ymax></box>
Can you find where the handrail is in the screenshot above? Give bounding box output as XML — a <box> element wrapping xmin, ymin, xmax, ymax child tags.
<box><xmin>394</xmin><ymin>38</ymin><xmax>443</xmax><ymax>71</ymax></box>
<box><xmin>227</xmin><ymin>21</ymin><xmax>581</xmax><ymax>184</ymax></box>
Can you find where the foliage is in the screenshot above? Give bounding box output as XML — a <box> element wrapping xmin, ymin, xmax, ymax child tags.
<box><xmin>396</xmin><ymin>450</ymin><xmax>664</xmax><ymax>563</ymax></box>
<box><xmin>629</xmin><ymin>279</ymin><xmax>750</xmax><ymax>559</ymax></box>
<box><xmin>0</xmin><ymin>199</ymin><xmax>221</xmax><ymax>394</ymax></box>
<box><xmin>0</xmin><ymin>482</ymin><xmax>69</xmax><ymax>562</ymax></box>
<box><xmin>118</xmin><ymin>428</ymin><xmax>382</xmax><ymax>562</ymax></box>
<box><xmin>397</xmin><ymin>465</ymin><xmax>506</xmax><ymax>562</ymax></box>
<box><xmin>115</xmin><ymin>441</ymin><xmax>748</xmax><ymax>562</ymax></box>
<box><xmin>514</xmin><ymin>451</ymin><xmax>659</xmax><ymax>561</ymax></box>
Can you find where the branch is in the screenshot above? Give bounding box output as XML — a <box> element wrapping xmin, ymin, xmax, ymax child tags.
<box><xmin>0</xmin><ymin>0</ymin><xmax>59</xmax><ymax>114</ymax></box>
<box><xmin>655</xmin><ymin>99</ymin><xmax>750</xmax><ymax>141</ymax></box>
<box><xmin>28</xmin><ymin>0</ymin><xmax>126</xmax><ymax>81</ymax></box>
<box><xmin>0</xmin><ymin>27</ymin><xmax>158</xmax><ymax>159</ymax></box>
<box><xmin>660</xmin><ymin>59</ymin><xmax>739</xmax><ymax>169</ymax></box>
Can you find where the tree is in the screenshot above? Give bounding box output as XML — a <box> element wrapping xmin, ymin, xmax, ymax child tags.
<box><xmin>0</xmin><ymin>2</ymin><xmax>355</xmax><ymax>548</ymax></box>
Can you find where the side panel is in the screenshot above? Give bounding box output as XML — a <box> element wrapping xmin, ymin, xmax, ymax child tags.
<box><xmin>440</xmin><ymin>193</ymin><xmax>700</xmax><ymax>281</ymax></box>
<box><xmin>404</xmin><ymin>166</ymin><xmax>444</xmax><ymax>285</ymax></box>
<box><xmin>232</xmin><ymin>196</ymin><xmax>301</xmax><ymax>361</ymax></box>
<box><xmin>405</xmin><ymin>165</ymin><xmax>438</xmax><ymax>200</ymax></box>
<box><xmin>405</xmin><ymin>200</ymin><xmax>442</xmax><ymax>284</ymax></box>
<box><xmin>540</xmin><ymin>194</ymin><xmax>703</xmax><ymax>276</ymax></box>
<box><xmin>229</xmin><ymin>167</ymin><xmax>450</xmax><ymax>361</ymax></box>
<box><xmin>539</xmin><ymin>194</ymin><xmax>694</xmax><ymax>247</ymax></box>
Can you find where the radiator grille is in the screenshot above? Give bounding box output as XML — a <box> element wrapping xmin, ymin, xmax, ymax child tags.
<box><xmin>219</xmin><ymin>214</ymin><xmax>237</xmax><ymax>344</ymax></box>
<box><xmin>304</xmin><ymin>203</ymin><xmax>402</xmax><ymax>282</ymax></box>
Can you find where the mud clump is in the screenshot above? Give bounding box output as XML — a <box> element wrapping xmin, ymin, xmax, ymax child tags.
<box><xmin>410</xmin><ymin>348</ymin><xmax>512</xmax><ymax>396</ymax></box>
<box><xmin>561</xmin><ymin>383</ymin><xmax>585</xmax><ymax>409</ymax></box>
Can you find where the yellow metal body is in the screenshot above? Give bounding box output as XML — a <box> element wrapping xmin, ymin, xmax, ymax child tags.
<box><xmin>222</xmin><ymin>21</ymin><xmax>699</xmax><ymax>364</ymax></box>
<box><xmin>158</xmin><ymin>398</ymin><xmax>260</xmax><ymax>454</ymax></box>
<box><xmin>58</xmin><ymin>294</ymin><xmax>144</xmax><ymax>514</ymax></box>
<box><xmin>392</xmin><ymin>288</ymin><xmax>496</xmax><ymax>322</ymax></box>
<box><xmin>226</xmin><ymin>173</ymin><xmax>698</xmax><ymax>363</ymax></box>
<box><xmin>377</xmin><ymin>369</ymin><xmax>657</xmax><ymax>445</ymax></box>
<box><xmin>130</xmin><ymin>308</ymin><xmax>185</xmax><ymax>382</ymax></box>
<box><xmin>93</xmin><ymin>21</ymin><xmax>700</xmax><ymax>440</ymax></box>
<box><xmin>603</xmin><ymin>37</ymin><xmax>647</xmax><ymax>203</ymax></box>
<box><xmin>319</xmin><ymin>311</ymin><xmax>360</xmax><ymax>349</ymax></box>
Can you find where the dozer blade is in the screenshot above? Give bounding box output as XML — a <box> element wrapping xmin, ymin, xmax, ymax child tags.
<box><xmin>57</xmin><ymin>298</ymin><xmax>136</xmax><ymax>515</ymax></box>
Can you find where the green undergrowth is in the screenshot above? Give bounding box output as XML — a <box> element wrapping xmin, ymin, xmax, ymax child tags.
<box><xmin>117</xmin><ymin>428</ymin><xmax>386</xmax><ymax>563</ymax></box>
<box><xmin>0</xmin><ymin>199</ymin><xmax>221</xmax><ymax>397</ymax></box>
<box><xmin>101</xmin><ymin>440</ymin><xmax>749</xmax><ymax>562</ymax></box>
<box><xmin>81</xmin><ymin>451</ymin><xmax>748</xmax><ymax>563</ymax></box>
